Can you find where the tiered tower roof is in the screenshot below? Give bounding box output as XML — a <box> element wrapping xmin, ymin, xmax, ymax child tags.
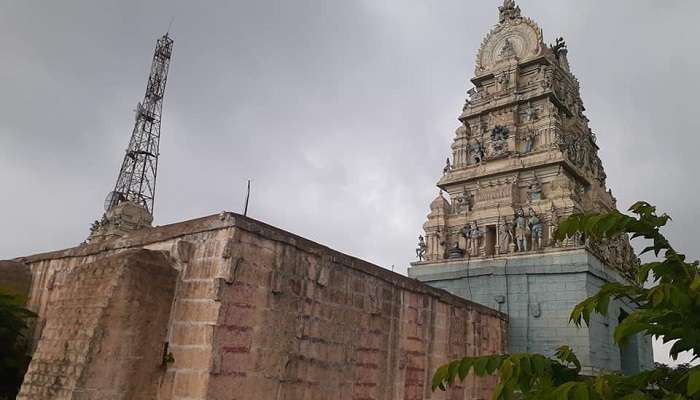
<box><xmin>417</xmin><ymin>0</ymin><xmax>637</xmax><ymax>279</ymax></box>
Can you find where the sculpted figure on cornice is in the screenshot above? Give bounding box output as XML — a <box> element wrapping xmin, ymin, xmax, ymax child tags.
<box><xmin>528</xmin><ymin>208</ymin><xmax>544</xmax><ymax>250</ymax></box>
<box><xmin>454</xmin><ymin>189</ymin><xmax>473</xmax><ymax>214</ymax></box>
<box><xmin>514</xmin><ymin>208</ymin><xmax>529</xmax><ymax>252</ymax></box>
<box><xmin>527</xmin><ymin>178</ymin><xmax>543</xmax><ymax>202</ymax></box>
<box><xmin>500</xmin><ymin>219</ymin><xmax>515</xmax><ymax>253</ymax></box>
<box><xmin>416</xmin><ymin>235</ymin><xmax>427</xmax><ymax>261</ymax></box>
<box><xmin>471</xmin><ymin>140</ymin><xmax>486</xmax><ymax>164</ymax></box>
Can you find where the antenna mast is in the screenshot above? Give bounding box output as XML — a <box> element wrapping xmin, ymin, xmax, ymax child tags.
<box><xmin>106</xmin><ymin>34</ymin><xmax>174</xmax><ymax>214</ymax></box>
<box><xmin>88</xmin><ymin>34</ymin><xmax>174</xmax><ymax>243</ymax></box>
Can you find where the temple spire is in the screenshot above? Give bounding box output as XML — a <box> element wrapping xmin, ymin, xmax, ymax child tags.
<box><xmin>498</xmin><ymin>0</ymin><xmax>521</xmax><ymax>23</ymax></box>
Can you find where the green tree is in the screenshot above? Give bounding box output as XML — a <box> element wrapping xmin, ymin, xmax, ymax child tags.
<box><xmin>432</xmin><ymin>202</ymin><xmax>700</xmax><ymax>399</ymax></box>
<box><xmin>0</xmin><ymin>289</ymin><xmax>36</xmax><ymax>399</ymax></box>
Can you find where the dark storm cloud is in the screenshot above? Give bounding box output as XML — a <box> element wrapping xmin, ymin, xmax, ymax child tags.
<box><xmin>1</xmin><ymin>1</ymin><xmax>698</xmax><ymax>364</ymax></box>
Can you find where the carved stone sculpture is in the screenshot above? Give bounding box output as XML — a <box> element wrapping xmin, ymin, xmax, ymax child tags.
<box><xmin>90</xmin><ymin>219</ymin><xmax>101</xmax><ymax>234</ymax></box>
<box><xmin>466</xmin><ymin>222</ymin><xmax>483</xmax><ymax>256</ymax></box>
<box><xmin>491</xmin><ymin>125</ymin><xmax>510</xmax><ymax>156</ymax></box>
<box><xmin>418</xmin><ymin>0</ymin><xmax>631</xmax><ymax>277</ymax></box>
<box><xmin>491</xmin><ymin>125</ymin><xmax>509</xmax><ymax>142</ymax></box>
<box><xmin>524</xmin><ymin>102</ymin><xmax>537</xmax><ymax>122</ymax></box>
<box><xmin>416</xmin><ymin>235</ymin><xmax>427</xmax><ymax>261</ymax></box>
<box><xmin>528</xmin><ymin>178</ymin><xmax>543</xmax><ymax>201</ymax></box>
<box><xmin>443</xmin><ymin>157</ymin><xmax>452</xmax><ymax>174</ymax></box>
<box><xmin>471</xmin><ymin>140</ymin><xmax>485</xmax><ymax>164</ymax></box>
<box><xmin>498</xmin><ymin>0</ymin><xmax>521</xmax><ymax>23</ymax></box>
<box><xmin>499</xmin><ymin>39</ymin><xmax>516</xmax><ymax>59</ymax></box>
<box><xmin>447</xmin><ymin>242</ymin><xmax>465</xmax><ymax>259</ymax></box>
<box><xmin>528</xmin><ymin>208</ymin><xmax>544</xmax><ymax>250</ymax></box>
<box><xmin>524</xmin><ymin>132</ymin><xmax>536</xmax><ymax>153</ymax></box>
<box><xmin>514</xmin><ymin>208</ymin><xmax>528</xmax><ymax>252</ymax></box>
<box><xmin>455</xmin><ymin>189</ymin><xmax>473</xmax><ymax>213</ymax></box>
<box><xmin>499</xmin><ymin>219</ymin><xmax>514</xmax><ymax>253</ymax></box>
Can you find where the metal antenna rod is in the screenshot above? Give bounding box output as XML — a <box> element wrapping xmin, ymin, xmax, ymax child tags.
<box><xmin>243</xmin><ymin>180</ymin><xmax>251</xmax><ymax>216</ymax></box>
<box><xmin>167</xmin><ymin>17</ymin><xmax>175</xmax><ymax>34</ymax></box>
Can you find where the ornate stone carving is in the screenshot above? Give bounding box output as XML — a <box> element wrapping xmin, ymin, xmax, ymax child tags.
<box><xmin>523</xmin><ymin>102</ymin><xmax>537</xmax><ymax>122</ymax></box>
<box><xmin>462</xmin><ymin>222</ymin><xmax>482</xmax><ymax>256</ymax></box>
<box><xmin>447</xmin><ymin>242</ymin><xmax>465</xmax><ymax>259</ymax></box>
<box><xmin>471</xmin><ymin>140</ymin><xmax>485</xmax><ymax>164</ymax></box>
<box><xmin>499</xmin><ymin>219</ymin><xmax>514</xmax><ymax>253</ymax></box>
<box><xmin>527</xmin><ymin>178</ymin><xmax>543</xmax><ymax>201</ymax></box>
<box><xmin>476</xmin><ymin>16</ymin><xmax>544</xmax><ymax>76</ymax></box>
<box><xmin>418</xmin><ymin>1</ymin><xmax>631</xmax><ymax>279</ymax></box>
<box><xmin>490</xmin><ymin>125</ymin><xmax>510</xmax><ymax>156</ymax></box>
<box><xmin>454</xmin><ymin>188</ymin><xmax>473</xmax><ymax>213</ymax></box>
<box><xmin>514</xmin><ymin>208</ymin><xmax>528</xmax><ymax>252</ymax></box>
<box><xmin>528</xmin><ymin>208</ymin><xmax>544</xmax><ymax>250</ymax></box>
<box><xmin>523</xmin><ymin>130</ymin><xmax>536</xmax><ymax>153</ymax></box>
<box><xmin>498</xmin><ymin>0</ymin><xmax>521</xmax><ymax>23</ymax></box>
<box><xmin>498</xmin><ymin>38</ymin><xmax>516</xmax><ymax>59</ymax></box>
<box><xmin>416</xmin><ymin>235</ymin><xmax>427</xmax><ymax>261</ymax></box>
<box><xmin>443</xmin><ymin>157</ymin><xmax>452</xmax><ymax>174</ymax></box>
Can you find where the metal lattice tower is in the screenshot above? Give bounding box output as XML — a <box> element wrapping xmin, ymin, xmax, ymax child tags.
<box><xmin>104</xmin><ymin>34</ymin><xmax>174</xmax><ymax>215</ymax></box>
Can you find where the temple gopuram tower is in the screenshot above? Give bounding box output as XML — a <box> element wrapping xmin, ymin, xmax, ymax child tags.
<box><xmin>408</xmin><ymin>0</ymin><xmax>653</xmax><ymax>374</ymax></box>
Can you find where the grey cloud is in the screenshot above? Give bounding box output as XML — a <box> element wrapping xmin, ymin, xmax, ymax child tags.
<box><xmin>1</xmin><ymin>0</ymin><xmax>697</xmax><ymax>365</ymax></box>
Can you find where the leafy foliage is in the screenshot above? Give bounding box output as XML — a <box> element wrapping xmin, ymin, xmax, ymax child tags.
<box><xmin>0</xmin><ymin>289</ymin><xmax>36</xmax><ymax>399</ymax></box>
<box><xmin>432</xmin><ymin>202</ymin><xmax>700</xmax><ymax>399</ymax></box>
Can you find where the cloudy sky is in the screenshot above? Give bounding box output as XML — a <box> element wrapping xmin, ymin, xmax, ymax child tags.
<box><xmin>1</xmin><ymin>1</ymin><xmax>698</xmax><ymax>365</ymax></box>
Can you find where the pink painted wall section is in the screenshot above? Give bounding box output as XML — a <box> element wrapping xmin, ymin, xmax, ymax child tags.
<box><xmin>207</xmin><ymin>224</ymin><xmax>506</xmax><ymax>400</ymax></box>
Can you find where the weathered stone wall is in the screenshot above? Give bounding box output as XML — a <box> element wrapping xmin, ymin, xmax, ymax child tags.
<box><xmin>17</xmin><ymin>249</ymin><xmax>177</xmax><ymax>400</ymax></box>
<box><xmin>206</xmin><ymin>224</ymin><xmax>506</xmax><ymax>400</ymax></box>
<box><xmin>13</xmin><ymin>213</ymin><xmax>508</xmax><ymax>400</ymax></box>
<box><xmin>409</xmin><ymin>249</ymin><xmax>655</xmax><ymax>375</ymax></box>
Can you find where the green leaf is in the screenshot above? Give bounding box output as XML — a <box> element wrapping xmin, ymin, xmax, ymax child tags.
<box><xmin>447</xmin><ymin>360</ymin><xmax>460</xmax><ymax>385</ymax></box>
<box><xmin>689</xmin><ymin>367</ymin><xmax>700</xmax><ymax>395</ymax></box>
<box><xmin>432</xmin><ymin>364</ymin><xmax>449</xmax><ymax>391</ymax></box>
<box><xmin>554</xmin><ymin>382</ymin><xmax>577</xmax><ymax>400</ymax></box>
<box><xmin>457</xmin><ymin>357</ymin><xmax>472</xmax><ymax>380</ymax></box>
<box><xmin>474</xmin><ymin>357</ymin><xmax>490</xmax><ymax>375</ymax></box>
<box><xmin>573</xmin><ymin>384</ymin><xmax>588</xmax><ymax>400</ymax></box>
<box><xmin>487</xmin><ymin>356</ymin><xmax>503</xmax><ymax>374</ymax></box>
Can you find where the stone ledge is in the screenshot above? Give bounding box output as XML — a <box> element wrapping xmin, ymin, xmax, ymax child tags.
<box><xmin>12</xmin><ymin>213</ymin><xmax>507</xmax><ymax>322</ymax></box>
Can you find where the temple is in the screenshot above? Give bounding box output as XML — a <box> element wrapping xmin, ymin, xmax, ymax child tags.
<box><xmin>409</xmin><ymin>0</ymin><xmax>653</xmax><ymax>374</ymax></box>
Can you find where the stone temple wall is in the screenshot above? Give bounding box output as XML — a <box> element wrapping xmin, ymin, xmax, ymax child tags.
<box><xmin>409</xmin><ymin>250</ymin><xmax>655</xmax><ymax>375</ymax></box>
<box><xmin>18</xmin><ymin>250</ymin><xmax>177</xmax><ymax>399</ymax></box>
<box><xmin>11</xmin><ymin>213</ymin><xmax>508</xmax><ymax>400</ymax></box>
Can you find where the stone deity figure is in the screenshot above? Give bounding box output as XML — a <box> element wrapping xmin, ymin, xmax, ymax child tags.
<box><xmin>524</xmin><ymin>132</ymin><xmax>536</xmax><ymax>153</ymax></box>
<box><xmin>514</xmin><ymin>208</ymin><xmax>529</xmax><ymax>252</ymax></box>
<box><xmin>443</xmin><ymin>157</ymin><xmax>452</xmax><ymax>174</ymax></box>
<box><xmin>456</xmin><ymin>188</ymin><xmax>473</xmax><ymax>213</ymax></box>
<box><xmin>499</xmin><ymin>219</ymin><xmax>514</xmax><ymax>253</ymax></box>
<box><xmin>461</xmin><ymin>223</ymin><xmax>472</xmax><ymax>253</ymax></box>
<box><xmin>416</xmin><ymin>235</ymin><xmax>427</xmax><ymax>261</ymax></box>
<box><xmin>447</xmin><ymin>242</ymin><xmax>465</xmax><ymax>259</ymax></box>
<box><xmin>528</xmin><ymin>208</ymin><xmax>544</xmax><ymax>250</ymax></box>
<box><xmin>491</xmin><ymin>125</ymin><xmax>509</xmax><ymax>142</ymax></box>
<box><xmin>469</xmin><ymin>222</ymin><xmax>483</xmax><ymax>256</ymax></box>
<box><xmin>471</xmin><ymin>140</ymin><xmax>485</xmax><ymax>164</ymax></box>
<box><xmin>497</xmin><ymin>70</ymin><xmax>511</xmax><ymax>90</ymax></box>
<box><xmin>524</xmin><ymin>102</ymin><xmax>537</xmax><ymax>122</ymax></box>
<box><xmin>528</xmin><ymin>179</ymin><xmax>543</xmax><ymax>201</ymax></box>
<box><xmin>90</xmin><ymin>220</ymin><xmax>101</xmax><ymax>234</ymax></box>
<box><xmin>549</xmin><ymin>205</ymin><xmax>560</xmax><ymax>247</ymax></box>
